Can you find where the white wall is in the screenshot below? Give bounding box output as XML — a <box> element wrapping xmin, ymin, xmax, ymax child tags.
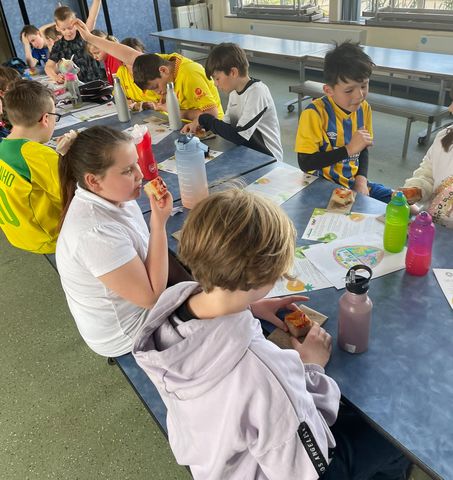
<box><xmin>206</xmin><ymin>0</ymin><xmax>453</xmax><ymax>53</ymax></box>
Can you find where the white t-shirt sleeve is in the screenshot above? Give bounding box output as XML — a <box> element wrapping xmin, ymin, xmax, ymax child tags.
<box><xmin>236</xmin><ymin>84</ymin><xmax>270</xmax><ymax>141</ymax></box>
<box><xmin>76</xmin><ymin>223</ymin><xmax>138</xmax><ymax>278</ymax></box>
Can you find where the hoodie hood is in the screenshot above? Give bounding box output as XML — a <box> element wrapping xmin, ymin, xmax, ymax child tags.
<box><xmin>133</xmin><ymin>281</ymin><xmax>262</xmax><ymax>400</ymax></box>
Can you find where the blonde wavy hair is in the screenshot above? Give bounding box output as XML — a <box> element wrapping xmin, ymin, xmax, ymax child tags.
<box><xmin>178</xmin><ymin>188</ymin><xmax>296</xmax><ymax>293</ymax></box>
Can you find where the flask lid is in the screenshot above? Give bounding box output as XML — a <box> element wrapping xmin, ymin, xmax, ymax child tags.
<box><xmin>167</xmin><ymin>82</ymin><xmax>175</xmax><ymax>90</ymax></box>
<box><xmin>345</xmin><ymin>265</ymin><xmax>372</xmax><ymax>294</ymax></box>
<box><xmin>175</xmin><ymin>134</ymin><xmax>209</xmax><ymax>153</ymax></box>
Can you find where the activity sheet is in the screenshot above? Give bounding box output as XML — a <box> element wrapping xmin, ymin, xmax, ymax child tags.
<box><xmin>433</xmin><ymin>269</ymin><xmax>453</xmax><ymax>310</ymax></box>
<box><xmin>245</xmin><ymin>164</ymin><xmax>317</xmax><ymax>205</ymax></box>
<box><xmin>303</xmin><ymin>233</ymin><xmax>407</xmax><ymax>289</ymax></box>
<box><xmin>53</xmin><ymin>114</ymin><xmax>84</xmax><ymax>131</ymax></box>
<box><xmin>266</xmin><ymin>246</ymin><xmax>332</xmax><ymax>297</ymax></box>
<box><xmin>158</xmin><ymin>150</ymin><xmax>222</xmax><ymax>174</ymax></box>
<box><xmin>70</xmin><ymin>102</ymin><xmax>117</xmax><ymax>122</ymax></box>
<box><xmin>302</xmin><ymin>208</ymin><xmax>384</xmax><ymax>243</ymax></box>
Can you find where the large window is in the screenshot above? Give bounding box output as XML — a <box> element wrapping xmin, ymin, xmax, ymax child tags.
<box><xmin>231</xmin><ymin>0</ymin><xmax>329</xmax><ymax>18</ymax></box>
<box><xmin>229</xmin><ymin>0</ymin><xmax>453</xmax><ymax>23</ymax></box>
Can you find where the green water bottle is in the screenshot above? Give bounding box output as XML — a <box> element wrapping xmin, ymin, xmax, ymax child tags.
<box><xmin>383</xmin><ymin>191</ymin><xmax>410</xmax><ymax>253</ymax></box>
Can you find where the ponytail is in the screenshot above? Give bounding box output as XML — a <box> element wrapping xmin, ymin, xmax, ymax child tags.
<box><xmin>58</xmin><ymin>150</ymin><xmax>77</xmax><ymax>230</ymax></box>
<box><xmin>58</xmin><ymin>126</ymin><xmax>131</xmax><ymax>229</ymax></box>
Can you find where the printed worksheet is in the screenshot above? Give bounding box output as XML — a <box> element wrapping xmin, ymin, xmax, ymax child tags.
<box><xmin>266</xmin><ymin>246</ymin><xmax>332</xmax><ymax>297</ymax></box>
<box><xmin>303</xmin><ymin>233</ymin><xmax>406</xmax><ymax>289</ymax></box>
<box><xmin>158</xmin><ymin>150</ymin><xmax>222</xmax><ymax>175</ymax></box>
<box><xmin>53</xmin><ymin>114</ymin><xmax>84</xmax><ymax>131</ymax></box>
<box><xmin>245</xmin><ymin>164</ymin><xmax>317</xmax><ymax>205</ymax></box>
<box><xmin>302</xmin><ymin>208</ymin><xmax>384</xmax><ymax>243</ymax></box>
<box><xmin>142</xmin><ymin>115</ymin><xmax>174</xmax><ymax>144</ymax></box>
<box><xmin>123</xmin><ymin>119</ymin><xmax>173</xmax><ymax>145</ymax></box>
<box><xmin>70</xmin><ymin>102</ymin><xmax>117</xmax><ymax>122</ymax></box>
<box><xmin>433</xmin><ymin>269</ymin><xmax>453</xmax><ymax>310</ymax></box>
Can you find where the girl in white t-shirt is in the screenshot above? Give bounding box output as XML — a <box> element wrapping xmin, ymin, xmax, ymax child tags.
<box><xmin>55</xmin><ymin>126</ymin><xmax>175</xmax><ymax>357</ymax></box>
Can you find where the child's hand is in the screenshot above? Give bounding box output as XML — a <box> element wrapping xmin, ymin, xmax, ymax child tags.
<box><xmin>53</xmin><ymin>73</ymin><xmax>65</xmax><ymax>84</ymax></box>
<box><xmin>73</xmin><ymin>19</ymin><xmax>92</xmax><ymax>41</ymax></box>
<box><xmin>290</xmin><ymin>323</ymin><xmax>332</xmax><ymax>368</ymax></box>
<box><xmin>149</xmin><ymin>191</ymin><xmax>173</xmax><ymax>226</ymax></box>
<box><xmin>153</xmin><ymin>101</ymin><xmax>167</xmax><ymax>113</ymax></box>
<box><xmin>181</xmin><ymin>121</ymin><xmax>199</xmax><ymax>134</ymax></box>
<box><xmin>250</xmin><ymin>295</ymin><xmax>309</xmax><ymax>332</ymax></box>
<box><xmin>353</xmin><ymin>175</ymin><xmax>369</xmax><ymax>196</ymax></box>
<box><xmin>346</xmin><ymin>129</ymin><xmax>373</xmax><ymax>156</ymax></box>
<box><xmin>21</xmin><ymin>32</ymin><xmax>29</xmax><ymax>45</ymax></box>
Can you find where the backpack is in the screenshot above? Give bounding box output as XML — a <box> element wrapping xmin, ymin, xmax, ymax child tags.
<box><xmin>79</xmin><ymin>79</ymin><xmax>113</xmax><ymax>104</ymax></box>
<box><xmin>2</xmin><ymin>57</ymin><xmax>28</xmax><ymax>75</ymax></box>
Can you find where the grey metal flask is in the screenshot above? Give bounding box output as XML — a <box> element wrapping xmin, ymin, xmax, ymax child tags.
<box><xmin>112</xmin><ymin>75</ymin><xmax>131</xmax><ymax>122</ymax></box>
<box><xmin>166</xmin><ymin>82</ymin><xmax>182</xmax><ymax>130</ymax></box>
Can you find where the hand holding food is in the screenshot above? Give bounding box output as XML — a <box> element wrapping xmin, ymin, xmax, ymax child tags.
<box><xmin>144</xmin><ymin>176</ymin><xmax>168</xmax><ymax>201</ymax></box>
<box><xmin>397</xmin><ymin>187</ymin><xmax>422</xmax><ymax>205</ymax></box>
<box><xmin>284</xmin><ymin>308</ymin><xmax>314</xmax><ymax>337</ymax></box>
<box><xmin>290</xmin><ymin>323</ymin><xmax>332</xmax><ymax>368</ymax></box>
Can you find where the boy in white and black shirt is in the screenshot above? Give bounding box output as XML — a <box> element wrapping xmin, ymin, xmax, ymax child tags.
<box><xmin>198</xmin><ymin>43</ymin><xmax>283</xmax><ymax>162</ymax></box>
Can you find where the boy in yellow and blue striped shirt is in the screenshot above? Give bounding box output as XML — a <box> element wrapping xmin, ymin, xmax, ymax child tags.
<box><xmin>295</xmin><ymin>42</ymin><xmax>392</xmax><ymax>203</ymax></box>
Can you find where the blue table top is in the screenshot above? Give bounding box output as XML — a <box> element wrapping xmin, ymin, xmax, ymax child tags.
<box><xmin>164</xmin><ymin>170</ymin><xmax>452</xmax><ymax>480</ymax></box>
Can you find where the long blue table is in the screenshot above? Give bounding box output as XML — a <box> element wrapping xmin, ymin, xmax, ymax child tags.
<box><xmin>54</xmin><ymin>109</ymin><xmax>276</xmax><ymax>215</ymax></box>
<box><xmin>161</xmin><ymin>170</ymin><xmax>452</xmax><ymax>480</ymax></box>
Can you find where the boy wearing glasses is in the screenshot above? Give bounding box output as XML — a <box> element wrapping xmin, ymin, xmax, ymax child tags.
<box><xmin>0</xmin><ymin>80</ymin><xmax>62</xmax><ymax>253</ymax></box>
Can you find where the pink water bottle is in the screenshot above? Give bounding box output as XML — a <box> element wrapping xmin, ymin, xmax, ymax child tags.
<box><xmin>337</xmin><ymin>265</ymin><xmax>373</xmax><ymax>354</ymax></box>
<box><xmin>131</xmin><ymin>124</ymin><xmax>158</xmax><ymax>181</ymax></box>
<box><xmin>405</xmin><ymin>211</ymin><xmax>435</xmax><ymax>276</ymax></box>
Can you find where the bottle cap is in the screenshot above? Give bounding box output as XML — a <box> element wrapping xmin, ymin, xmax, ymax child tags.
<box><xmin>175</xmin><ymin>134</ymin><xmax>209</xmax><ymax>153</ymax></box>
<box><xmin>345</xmin><ymin>265</ymin><xmax>372</xmax><ymax>294</ymax></box>
<box><xmin>167</xmin><ymin>82</ymin><xmax>175</xmax><ymax>90</ymax></box>
<box><xmin>392</xmin><ymin>191</ymin><xmax>408</xmax><ymax>206</ymax></box>
<box><xmin>415</xmin><ymin>211</ymin><xmax>432</xmax><ymax>225</ymax></box>
<box><xmin>129</xmin><ymin>124</ymin><xmax>148</xmax><ymax>144</ymax></box>
<box><xmin>65</xmin><ymin>72</ymin><xmax>77</xmax><ymax>81</ymax></box>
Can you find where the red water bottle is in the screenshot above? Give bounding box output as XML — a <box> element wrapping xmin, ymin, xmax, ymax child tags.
<box><xmin>405</xmin><ymin>211</ymin><xmax>435</xmax><ymax>276</ymax></box>
<box><xmin>131</xmin><ymin>124</ymin><xmax>158</xmax><ymax>180</ymax></box>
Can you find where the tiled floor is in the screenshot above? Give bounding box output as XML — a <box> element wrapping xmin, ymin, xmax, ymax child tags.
<box><xmin>0</xmin><ymin>62</ymin><xmax>441</xmax><ymax>479</ymax></box>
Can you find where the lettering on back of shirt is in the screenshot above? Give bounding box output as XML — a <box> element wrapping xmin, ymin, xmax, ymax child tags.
<box><xmin>0</xmin><ymin>165</ymin><xmax>15</xmax><ymax>187</ymax></box>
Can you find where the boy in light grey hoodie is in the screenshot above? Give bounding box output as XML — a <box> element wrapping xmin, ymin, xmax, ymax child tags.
<box><xmin>133</xmin><ymin>188</ymin><xmax>410</xmax><ymax>480</ymax></box>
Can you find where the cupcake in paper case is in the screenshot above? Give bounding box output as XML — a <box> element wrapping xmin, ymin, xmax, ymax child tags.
<box><xmin>428</xmin><ymin>175</ymin><xmax>453</xmax><ymax>229</ymax></box>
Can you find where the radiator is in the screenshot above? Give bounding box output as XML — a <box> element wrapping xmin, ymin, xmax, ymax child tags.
<box><xmin>249</xmin><ymin>22</ymin><xmax>367</xmax><ymax>44</ymax></box>
<box><xmin>418</xmin><ymin>35</ymin><xmax>453</xmax><ymax>54</ymax></box>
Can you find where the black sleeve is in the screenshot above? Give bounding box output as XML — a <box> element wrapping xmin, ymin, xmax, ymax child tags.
<box><xmin>297</xmin><ymin>147</ymin><xmax>349</xmax><ymax>172</ymax></box>
<box><xmin>49</xmin><ymin>40</ymin><xmax>63</xmax><ymax>62</ymax></box>
<box><xmin>357</xmin><ymin>148</ymin><xmax>369</xmax><ymax>177</ymax></box>
<box><xmin>198</xmin><ymin>113</ymin><xmax>247</xmax><ymax>146</ymax></box>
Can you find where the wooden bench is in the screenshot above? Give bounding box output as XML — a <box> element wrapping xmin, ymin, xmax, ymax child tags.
<box><xmin>289</xmin><ymin>80</ymin><xmax>450</xmax><ymax>158</ymax></box>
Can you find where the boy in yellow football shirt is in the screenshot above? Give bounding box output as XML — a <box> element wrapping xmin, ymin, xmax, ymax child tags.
<box><xmin>74</xmin><ymin>19</ymin><xmax>223</xmax><ymax>132</ymax></box>
<box><xmin>0</xmin><ymin>80</ymin><xmax>61</xmax><ymax>253</ymax></box>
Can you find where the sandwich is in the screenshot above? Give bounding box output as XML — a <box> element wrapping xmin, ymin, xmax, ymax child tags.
<box><xmin>144</xmin><ymin>176</ymin><xmax>168</xmax><ymax>201</ymax></box>
<box><xmin>284</xmin><ymin>309</ymin><xmax>314</xmax><ymax>337</ymax></box>
<box><xmin>332</xmin><ymin>187</ymin><xmax>354</xmax><ymax>206</ymax></box>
